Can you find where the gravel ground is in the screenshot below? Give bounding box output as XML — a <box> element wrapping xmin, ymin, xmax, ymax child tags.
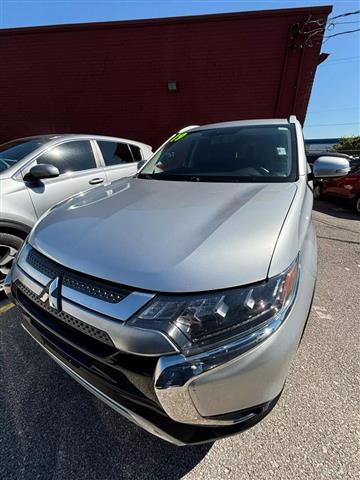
<box><xmin>0</xmin><ymin>199</ymin><xmax>359</xmax><ymax>480</ymax></box>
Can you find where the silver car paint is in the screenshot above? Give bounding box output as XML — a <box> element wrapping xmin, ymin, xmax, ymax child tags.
<box><xmin>268</xmin><ymin>179</ymin><xmax>314</xmax><ymax>278</ymax></box>
<box><xmin>0</xmin><ymin>176</ymin><xmax>37</xmax><ymax>229</ymax></box>
<box><xmin>187</xmin><ymin>223</ymin><xmax>317</xmax><ymax>417</ymax></box>
<box><xmin>29</xmin><ymin>178</ymin><xmax>298</xmax><ymax>292</ymax></box>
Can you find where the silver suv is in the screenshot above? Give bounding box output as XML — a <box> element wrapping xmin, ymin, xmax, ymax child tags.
<box><xmin>6</xmin><ymin>118</ymin><xmax>349</xmax><ymax>445</ymax></box>
<box><xmin>0</xmin><ymin>134</ymin><xmax>152</xmax><ymax>291</ymax></box>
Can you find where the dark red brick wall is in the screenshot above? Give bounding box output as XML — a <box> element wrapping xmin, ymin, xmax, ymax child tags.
<box><xmin>0</xmin><ymin>6</ymin><xmax>332</xmax><ymax>148</ymax></box>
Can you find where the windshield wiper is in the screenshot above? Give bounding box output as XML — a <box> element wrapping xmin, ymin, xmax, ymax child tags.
<box><xmin>137</xmin><ymin>173</ymin><xmax>193</xmax><ymax>181</ymax></box>
<box><xmin>181</xmin><ymin>175</ymin><xmax>243</xmax><ymax>183</ymax></box>
<box><xmin>137</xmin><ymin>173</ymin><xmax>156</xmax><ymax>179</ymax></box>
<box><xmin>192</xmin><ymin>176</ymin><xmax>238</xmax><ymax>182</ymax></box>
<box><xmin>186</xmin><ymin>175</ymin><xmax>278</xmax><ymax>183</ymax></box>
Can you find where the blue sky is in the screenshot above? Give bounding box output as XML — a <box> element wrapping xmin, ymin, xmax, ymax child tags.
<box><xmin>0</xmin><ymin>0</ymin><xmax>359</xmax><ymax>139</ymax></box>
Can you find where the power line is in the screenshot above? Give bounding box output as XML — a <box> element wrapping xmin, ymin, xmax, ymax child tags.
<box><xmin>321</xmin><ymin>60</ymin><xmax>359</xmax><ymax>66</ymax></box>
<box><xmin>303</xmin><ymin>10</ymin><xmax>360</xmax><ymax>46</ymax></box>
<box><xmin>328</xmin><ymin>10</ymin><xmax>360</xmax><ymax>21</ymax></box>
<box><xmin>325</xmin><ymin>56</ymin><xmax>360</xmax><ymax>62</ymax></box>
<box><xmin>335</xmin><ymin>21</ymin><xmax>360</xmax><ymax>25</ymax></box>
<box><xmin>320</xmin><ymin>59</ymin><xmax>359</xmax><ymax>66</ymax></box>
<box><xmin>325</xmin><ymin>28</ymin><xmax>360</xmax><ymax>40</ymax></box>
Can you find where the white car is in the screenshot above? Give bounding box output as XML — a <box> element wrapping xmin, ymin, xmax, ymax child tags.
<box><xmin>0</xmin><ymin>134</ymin><xmax>152</xmax><ymax>291</ymax></box>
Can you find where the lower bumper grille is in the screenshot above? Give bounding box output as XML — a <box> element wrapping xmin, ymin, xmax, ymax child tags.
<box><xmin>14</xmin><ymin>282</ymin><xmax>161</xmax><ymax>408</ymax></box>
<box><xmin>17</xmin><ymin>281</ymin><xmax>115</xmax><ymax>347</ymax></box>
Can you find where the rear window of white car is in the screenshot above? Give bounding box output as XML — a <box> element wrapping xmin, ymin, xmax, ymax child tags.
<box><xmin>98</xmin><ymin>141</ymin><xmax>134</xmax><ymax>166</ymax></box>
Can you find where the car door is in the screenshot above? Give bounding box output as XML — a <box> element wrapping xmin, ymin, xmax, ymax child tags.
<box><xmin>24</xmin><ymin>139</ymin><xmax>106</xmax><ymax>218</ymax></box>
<box><xmin>336</xmin><ymin>166</ymin><xmax>360</xmax><ymax>199</ymax></box>
<box><xmin>95</xmin><ymin>140</ymin><xmax>138</xmax><ymax>184</ymax></box>
<box><xmin>322</xmin><ymin>177</ymin><xmax>342</xmax><ymax>196</ymax></box>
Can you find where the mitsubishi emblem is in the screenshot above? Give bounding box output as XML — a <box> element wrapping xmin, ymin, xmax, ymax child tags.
<box><xmin>40</xmin><ymin>277</ymin><xmax>61</xmax><ymax>311</ymax></box>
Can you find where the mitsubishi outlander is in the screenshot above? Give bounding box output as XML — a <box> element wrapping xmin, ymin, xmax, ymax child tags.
<box><xmin>6</xmin><ymin>117</ymin><xmax>350</xmax><ymax>445</ymax></box>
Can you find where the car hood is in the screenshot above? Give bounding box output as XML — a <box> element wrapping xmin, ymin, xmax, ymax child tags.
<box><xmin>29</xmin><ymin>178</ymin><xmax>297</xmax><ymax>292</ymax></box>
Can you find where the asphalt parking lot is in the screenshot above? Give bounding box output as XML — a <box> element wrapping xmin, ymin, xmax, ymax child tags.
<box><xmin>0</xmin><ymin>199</ymin><xmax>359</xmax><ymax>480</ymax></box>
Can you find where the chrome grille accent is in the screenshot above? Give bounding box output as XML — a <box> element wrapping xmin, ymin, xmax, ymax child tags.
<box><xmin>14</xmin><ymin>244</ymin><xmax>162</xmax><ymax>352</ymax></box>
<box><xmin>13</xmin><ymin>244</ymin><xmax>177</xmax><ymax>356</ymax></box>
<box><xmin>17</xmin><ymin>281</ymin><xmax>115</xmax><ymax>347</ymax></box>
<box><xmin>17</xmin><ymin>244</ymin><xmax>155</xmax><ymax>322</ymax></box>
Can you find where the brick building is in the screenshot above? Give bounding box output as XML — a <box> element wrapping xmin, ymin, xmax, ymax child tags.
<box><xmin>0</xmin><ymin>5</ymin><xmax>332</xmax><ymax>148</ymax></box>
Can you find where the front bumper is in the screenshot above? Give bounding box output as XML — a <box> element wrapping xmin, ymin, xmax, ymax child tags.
<box><xmin>7</xmin><ymin>243</ymin><xmax>316</xmax><ymax>445</ymax></box>
<box><xmin>20</xmin><ymin>315</ymin><xmax>280</xmax><ymax>445</ymax></box>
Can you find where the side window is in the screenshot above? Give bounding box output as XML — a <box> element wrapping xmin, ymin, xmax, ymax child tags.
<box><xmin>98</xmin><ymin>141</ymin><xmax>134</xmax><ymax>166</ymax></box>
<box><xmin>37</xmin><ymin>141</ymin><xmax>96</xmax><ymax>174</ymax></box>
<box><xmin>129</xmin><ymin>144</ymin><xmax>142</xmax><ymax>161</ymax></box>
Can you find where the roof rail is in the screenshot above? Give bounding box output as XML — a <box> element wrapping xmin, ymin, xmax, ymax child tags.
<box><xmin>178</xmin><ymin>125</ymin><xmax>200</xmax><ymax>133</ymax></box>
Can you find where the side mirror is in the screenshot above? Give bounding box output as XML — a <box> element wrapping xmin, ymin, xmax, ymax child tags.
<box><xmin>25</xmin><ymin>163</ymin><xmax>60</xmax><ymax>181</ymax></box>
<box><xmin>137</xmin><ymin>159</ymin><xmax>146</xmax><ymax>171</ymax></box>
<box><xmin>312</xmin><ymin>155</ymin><xmax>350</xmax><ymax>179</ymax></box>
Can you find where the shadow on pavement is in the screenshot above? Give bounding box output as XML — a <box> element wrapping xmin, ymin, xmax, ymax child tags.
<box><xmin>313</xmin><ymin>198</ymin><xmax>359</xmax><ymax>221</ymax></box>
<box><xmin>0</xmin><ymin>312</ymin><xmax>211</xmax><ymax>480</ymax></box>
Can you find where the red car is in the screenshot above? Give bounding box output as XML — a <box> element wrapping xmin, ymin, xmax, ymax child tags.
<box><xmin>314</xmin><ymin>159</ymin><xmax>360</xmax><ymax>214</ymax></box>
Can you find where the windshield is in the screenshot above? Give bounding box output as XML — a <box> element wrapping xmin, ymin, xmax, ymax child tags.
<box><xmin>139</xmin><ymin>125</ymin><xmax>297</xmax><ymax>182</ymax></box>
<box><xmin>0</xmin><ymin>138</ymin><xmax>46</xmax><ymax>173</ymax></box>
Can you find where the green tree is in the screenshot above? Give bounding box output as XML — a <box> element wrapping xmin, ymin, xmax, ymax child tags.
<box><xmin>333</xmin><ymin>136</ymin><xmax>360</xmax><ymax>156</ymax></box>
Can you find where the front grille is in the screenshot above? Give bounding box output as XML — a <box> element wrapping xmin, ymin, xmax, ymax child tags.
<box><xmin>26</xmin><ymin>248</ymin><xmax>130</xmax><ymax>304</ymax></box>
<box><xmin>27</xmin><ymin>247</ymin><xmax>61</xmax><ymax>278</ymax></box>
<box><xmin>17</xmin><ymin>281</ymin><xmax>115</xmax><ymax>347</ymax></box>
<box><xmin>16</xmin><ymin>283</ymin><xmax>162</xmax><ymax>409</ymax></box>
<box><xmin>62</xmin><ymin>273</ymin><xmax>127</xmax><ymax>303</ymax></box>
<box><xmin>14</xmin><ymin>244</ymin><xmax>163</xmax><ymax>410</ymax></box>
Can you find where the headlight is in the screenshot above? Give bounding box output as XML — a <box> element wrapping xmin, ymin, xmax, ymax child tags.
<box><xmin>128</xmin><ymin>257</ymin><xmax>299</xmax><ymax>355</ymax></box>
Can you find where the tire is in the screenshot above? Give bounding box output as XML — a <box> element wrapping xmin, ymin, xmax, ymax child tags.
<box><xmin>0</xmin><ymin>233</ymin><xmax>24</xmax><ymax>295</ymax></box>
<box><xmin>313</xmin><ymin>183</ymin><xmax>322</xmax><ymax>200</ymax></box>
<box><xmin>354</xmin><ymin>195</ymin><xmax>360</xmax><ymax>215</ymax></box>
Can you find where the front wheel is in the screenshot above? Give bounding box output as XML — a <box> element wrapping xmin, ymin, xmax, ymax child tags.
<box><xmin>0</xmin><ymin>233</ymin><xmax>24</xmax><ymax>294</ymax></box>
<box><xmin>313</xmin><ymin>184</ymin><xmax>322</xmax><ymax>200</ymax></box>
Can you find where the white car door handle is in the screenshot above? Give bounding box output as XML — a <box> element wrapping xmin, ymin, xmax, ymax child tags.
<box><xmin>89</xmin><ymin>177</ymin><xmax>104</xmax><ymax>185</ymax></box>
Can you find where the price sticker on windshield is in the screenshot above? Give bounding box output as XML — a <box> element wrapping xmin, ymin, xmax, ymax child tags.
<box><xmin>170</xmin><ymin>132</ymin><xmax>188</xmax><ymax>142</ymax></box>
